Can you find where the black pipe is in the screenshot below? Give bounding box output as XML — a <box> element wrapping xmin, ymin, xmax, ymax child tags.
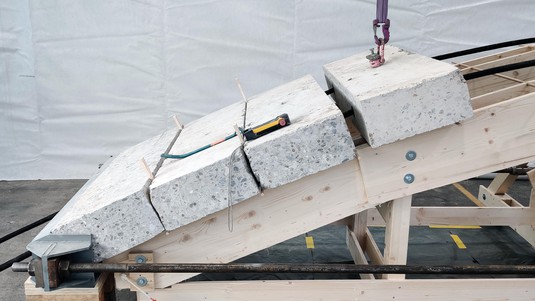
<box><xmin>1</xmin><ymin>251</ymin><xmax>32</xmax><ymax>272</ymax></box>
<box><xmin>433</xmin><ymin>37</ymin><xmax>535</xmax><ymax>60</ymax></box>
<box><xmin>48</xmin><ymin>262</ymin><xmax>535</xmax><ymax>275</ymax></box>
<box><xmin>0</xmin><ymin>211</ymin><xmax>58</xmax><ymax>244</ymax></box>
<box><xmin>463</xmin><ymin>59</ymin><xmax>535</xmax><ymax>81</ymax></box>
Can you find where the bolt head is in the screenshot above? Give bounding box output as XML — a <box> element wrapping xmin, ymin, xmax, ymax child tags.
<box><xmin>136</xmin><ymin>276</ymin><xmax>148</xmax><ymax>287</ymax></box>
<box><xmin>406</xmin><ymin>150</ymin><xmax>417</xmax><ymax>161</ymax></box>
<box><xmin>404</xmin><ymin>173</ymin><xmax>415</xmax><ymax>184</ymax></box>
<box><xmin>135</xmin><ymin>255</ymin><xmax>147</xmax><ymax>263</ymax></box>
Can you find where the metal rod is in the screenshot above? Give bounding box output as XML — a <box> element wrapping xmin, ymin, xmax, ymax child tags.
<box><xmin>0</xmin><ymin>211</ymin><xmax>58</xmax><ymax>244</ymax></box>
<box><xmin>43</xmin><ymin>262</ymin><xmax>535</xmax><ymax>275</ymax></box>
<box><xmin>494</xmin><ymin>167</ymin><xmax>534</xmax><ymax>176</ymax></box>
<box><xmin>1</xmin><ymin>251</ymin><xmax>32</xmax><ymax>273</ymax></box>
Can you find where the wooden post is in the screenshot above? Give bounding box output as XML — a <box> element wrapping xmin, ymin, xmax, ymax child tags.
<box><xmin>377</xmin><ymin>195</ymin><xmax>412</xmax><ymax>279</ymax></box>
<box><xmin>346</xmin><ymin>210</ymin><xmax>374</xmax><ymax>279</ymax></box>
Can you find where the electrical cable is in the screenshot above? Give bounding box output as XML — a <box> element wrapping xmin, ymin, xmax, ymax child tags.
<box><xmin>463</xmin><ymin>59</ymin><xmax>535</xmax><ymax>80</ymax></box>
<box><xmin>433</xmin><ymin>37</ymin><xmax>535</xmax><ymax>60</ymax></box>
<box><xmin>0</xmin><ymin>211</ymin><xmax>58</xmax><ymax>244</ymax></box>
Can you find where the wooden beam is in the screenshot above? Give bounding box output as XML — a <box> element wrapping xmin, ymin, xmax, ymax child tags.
<box><xmin>345</xmin><ymin>228</ymin><xmax>374</xmax><ymax>279</ymax></box>
<box><xmin>471</xmin><ymin>83</ymin><xmax>534</xmax><ymax>110</ymax></box>
<box><xmin>488</xmin><ymin>173</ymin><xmax>518</xmax><ymax>195</ymax></box>
<box><xmin>365</xmin><ymin>228</ymin><xmax>384</xmax><ymax>265</ymax></box>
<box><xmin>461</xmin><ymin>49</ymin><xmax>535</xmax><ymax>75</ymax></box>
<box><xmin>410</xmin><ymin>206</ymin><xmax>535</xmax><ymax>226</ymax></box>
<box><xmin>356</xmin><ymin>91</ymin><xmax>535</xmax><ymax>206</ymax></box>
<box><xmin>457</xmin><ymin>45</ymin><xmax>534</xmax><ymax>67</ymax></box>
<box><xmin>110</xmin><ymin>160</ymin><xmax>370</xmax><ymax>289</ymax></box>
<box><xmin>25</xmin><ymin>273</ymin><xmax>109</xmax><ymax>301</ymax></box>
<box><xmin>466</xmin><ymin>68</ymin><xmax>535</xmax><ymax>97</ymax></box>
<box><xmin>146</xmin><ymin>278</ymin><xmax>535</xmax><ymax>301</ymax></box>
<box><xmin>377</xmin><ymin>196</ymin><xmax>412</xmax><ymax>279</ymax></box>
<box><xmin>365</xmin><ymin>206</ymin><xmax>535</xmax><ymax>227</ymax></box>
<box><xmin>477</xmin><ymin>185</ymin><xmax>509</xmax><ymax>207</ymax></box>
<box><xmin>348</xmin><ymin>210</ymin><xmax>368</xmax><ymax>247</ymax></box>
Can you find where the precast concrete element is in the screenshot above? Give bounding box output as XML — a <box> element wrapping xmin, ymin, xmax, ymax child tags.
<box><xmin>323</xmin><ymin>45</ymin><xmax>473</xmax><ymax>148</ymax></box>
<box><xmin>150</xmin><ymin>102</ymin><xmax>260</xmax><ymax>231</ymax></box>
<box><xmin>244</xmin><ymin>75</ymin><xmax>355</xmax><ymax>189</ymax></box>
<box><xmin>35</xmin><ymin>129</ymin><xmax>178</xmax><ymax>261</ymax></box>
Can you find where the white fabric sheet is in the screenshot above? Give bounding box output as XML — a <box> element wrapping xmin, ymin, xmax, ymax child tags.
<box><xmin>1</xmin><ymin>0</ymin><xmax>534</xmax><ymax>179</ymax></box>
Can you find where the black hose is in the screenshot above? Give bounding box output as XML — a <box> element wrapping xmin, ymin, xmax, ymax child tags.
<box><xmin>463</xmin><ymin>59</ymin><xmax>535</xmax><ymax>80</ymax></box>
<box><xmin>433</xmin><ymin>37</ymin><xmax>535</xmax><ymax>60</ymax></box>
<box><xmin>0</xmin><ymin>211</ymin><xmax>58</xmax><ymax>244</ymax></box>
<box><xmin>0</xmin><ymin>251</ymin><xmax>31</xmax><ymax>272</ymax></box>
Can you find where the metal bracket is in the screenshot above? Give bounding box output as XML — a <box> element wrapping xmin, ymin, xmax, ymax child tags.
<box><xmin>26</xmin><ymin>234</ymin><xmax>93</xmax><ymax>291</ymax></box>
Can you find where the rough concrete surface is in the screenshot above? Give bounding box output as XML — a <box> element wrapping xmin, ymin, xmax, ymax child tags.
<box><xmin>244</xmin><ymin>75</ymin><xmax>355</xmax><ymax>189</ymax></box>
<box><xmin>35</xmin><ymin>129</ymin><xmax>178</xmax><ymax>261</ymax></box>
<box><xmin>324</xmin><ymin>45</ymin><xmax>473</xmax><ymax>148</ymax></box>
<box><xmin>151</xmin><ymin>102</ymin><xmax>260</xmax><ymax>231</ymax></box>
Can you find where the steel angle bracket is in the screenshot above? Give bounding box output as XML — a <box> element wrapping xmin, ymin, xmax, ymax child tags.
<box><xmin>26</xmin><ymin>234</ymin><xmax>93</xmax><ymax>291</ymax></box>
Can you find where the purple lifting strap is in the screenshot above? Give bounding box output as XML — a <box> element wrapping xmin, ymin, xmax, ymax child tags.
<box><xmin>376</xmin><ymin>0</ymin><xmax>389</xmax><ymax>23</ymax></box>
<box><xmin>373</xmin><ymin>0</ymin><xmax>390</xmax><ymax>45</ymax></box>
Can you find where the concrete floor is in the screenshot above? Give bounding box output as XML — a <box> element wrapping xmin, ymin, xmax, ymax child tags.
<box><xmin>0</xmin><ymin>177</ymin><xmax>532</xmax><ymax>300</ymax></box>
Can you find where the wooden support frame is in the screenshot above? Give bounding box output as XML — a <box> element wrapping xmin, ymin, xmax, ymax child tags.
<box><xmin>29</xmin><ymin>45</ymin><xmax>535</xmax><ymax>301</ymax></box>
<box><xmin>25</xmin><ymin>273</ymin><xmax>110</xmax><ymax>301</ymax></box>
<box><xmin>142</xmin><ymin>278</ymin><xmax>535</xmax><ymax>300</ymax></box>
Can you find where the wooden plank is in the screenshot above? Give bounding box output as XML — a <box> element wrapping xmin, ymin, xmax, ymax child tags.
<box><xmin>349</xmin><ymin>210</ymin><xmax>368</xmax><ymax>247</ymax></box>
<box><xmin>409</xmin><ymin>206</ymin><xmax>535</xmax><ymax>226</ymax></box>
<box><xmin>147</xmin><ymin>278</ymin><xmax>535</xmax><ymax>301</ymax></box>
<box><xmin>478</xmin><ymin>185</ymin><xmax>509</xmax><ymax>207</ymax></box>
<box><xmin>458</xmin><ymin>45</ymin><xmax>534</xmax><ymax>67</ymax></box>
<box><xmin>488</xmin><ymin>173</ymin><xmax>518</xmax><ymax>194</ymax></box>
<box><xmin>377</xmin><ymin>196</ymin><xmax>412</xmax><ymax>280</ymax></box>
<box><xmin>471</xmin><ymin>83</ymin><xmax>535</xmax><ymax>110</ymax></box>
<box><xmin>466</xmin><ymin>68</ymin><xmax>535</xmax><ymax>97</ymax></box>
<box><xmin>110</xmin><ymin>159</ymin><xmax>370</xmax><ymax>289</ymax></box>
<box><xmin>365</xmin><ymin>206</ymin><xmax>535</xmax><ymax>226</ymax></box>
<box><xmin>356</xmin><ymin>92</ymin><xmax>535</xmax><ymax>206</ymax></box>
<box><xmin>461</xmin><ymin>49</ymin><xmax>535</xmax><ymax>75</ymax></box>
<box><xmin>25</xmin><ymin>273</ymin><xmax>108</xmax><ymax>301</ymax></box>
<box><xmin>345</xmin><ymin>228</ymin><xmax>375</xmax><ymax>279</ymax></box>
<box><xmin>365</xmin><ymin>228</ymin><xmax>384</xmax><ymax>265</ymax></box>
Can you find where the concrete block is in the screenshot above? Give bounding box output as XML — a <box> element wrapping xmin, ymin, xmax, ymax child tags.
<box><xmin>150</xmin><ymin>102</ymin><xmax>260</xmax><ymax>231</ymax></box>
<box><xmin>35</xmin><ymin>129</ymin><xmax>178</xmax><ymax>261</ymax></box>
<box><xmin>244</xmin><ymin>75</ymin><xmax>355</xmax><ymax>189</ymax></box>
<box><xmin>323</xmin><ymin>45</ymin><xmax>473</xmax><ymax>148</ymax></box>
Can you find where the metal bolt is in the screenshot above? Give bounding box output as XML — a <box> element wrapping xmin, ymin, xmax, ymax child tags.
<box><xmin>135</xmin><ymin>255</ymin><xmax>147</xmax><ymax>264</ymax></box>
<box><xmin>404</xmin><ymin>174</ymin><xmax>415</xmax><ymax>184</ymax></box>
<box><xmin>405</xmin><ymin>150</ymin><xmax>417</xmax><ymax>161</ymax></box>
<box><xmin>136</xmin><ymin>276</ymin><xmax>148</xmax><ymax>287</ymax></box>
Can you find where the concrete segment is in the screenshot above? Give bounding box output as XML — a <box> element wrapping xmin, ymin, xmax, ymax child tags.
<box><xmin>244</xmin><ymin>75</ymin><xmax>355</xmax><ymax>189</ymax></box>
<box><xmin>151</xmin><ymin>102</ymin><xmax>260</xmax><ymax>231</ymax></box>
<box><xmin>323</xmin><ymin>45</ymin><xmax>473</xmax><ymax>148</ymax></box>
<box><xmin>35</xmin><ymin>129</ymin><xmax>178</xmax><ymax>261</ymax></box>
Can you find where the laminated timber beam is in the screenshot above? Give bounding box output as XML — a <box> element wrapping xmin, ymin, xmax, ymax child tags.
<box><xmin>147</xmin><ymin>278</ymin><xmax>535</xmax><ymax>301</ymax></box>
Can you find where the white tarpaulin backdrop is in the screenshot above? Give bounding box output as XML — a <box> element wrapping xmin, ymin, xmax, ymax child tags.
<box><xmin>1</xmin><ymin>0</ymin><xmax>534</xmax><ymax>180</ymax></box>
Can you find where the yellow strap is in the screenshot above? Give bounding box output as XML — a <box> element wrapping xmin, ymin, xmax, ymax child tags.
<box><xmin>252</xmin><ymin>118</ymin><xmax>280</xmax><ymax>134</ymax></box>
<box><xmin>305</xmin><ymin>236</ymin><xmax>315</xmax><ymax>249</ymax></box>
<box><xmin>450</xmin><ymin>234</ymin><xmax>467</xmax><ymax>249</ymax></box>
